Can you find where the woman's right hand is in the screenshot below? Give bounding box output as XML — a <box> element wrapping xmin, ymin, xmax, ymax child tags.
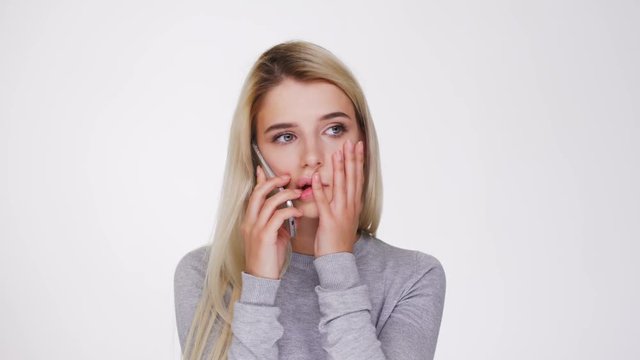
<box><xmin>240</xmin><ymin>165</ymin><xmax>304</xmax><ymax>280</ymax></box>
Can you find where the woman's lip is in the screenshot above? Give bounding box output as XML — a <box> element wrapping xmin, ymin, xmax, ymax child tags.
<box><xmin>296</xmin><ymin>185</ymin><xmax>328</xmax><ymax>201</ymax></box>
<box><xmin>295</xmin><ymin>176</ymin><xmax>329</xmax><ymax>189</ymax></box>
<box><xmin>293</xmin><ymin>184</ymin><xmax>329</xmax><ymax>189</ymax></box>
<box><xmin>299</xmin><ymin>187</ymin><xmax>314</xmax><ymax>200</ymax></box>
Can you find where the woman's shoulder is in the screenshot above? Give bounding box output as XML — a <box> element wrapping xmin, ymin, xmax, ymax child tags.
<box><xmin>174</xmin><ymin>245</ymin><xmax>210</xmax><ymax>290</ymax></box>
<box><xmin>174</xmin><ymin>244</ymin><xmax>234</xmax><ymax>308</ymax></box>
<box><xmin>358</xmin><ymin>232</ymin><xmax>446</xmax><ymax>287</ymax></box>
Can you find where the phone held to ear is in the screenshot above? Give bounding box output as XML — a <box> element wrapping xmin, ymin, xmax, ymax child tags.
<box><xmin>251</xmin><ymin>141</ymin><xmax>297</xmax><ymax>239</ymax></box>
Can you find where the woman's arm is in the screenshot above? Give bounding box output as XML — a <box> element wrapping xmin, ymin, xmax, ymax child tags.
<box><xmin>174</xmin><ymin>247</ymin><xmax>208</xmax><ymax>354</ymax></box>
<box><xmin>314</xmin><ymin>252</ymin><xmax>446</xmax><ymax>360</ymax></box>
<box><xmin>174</xmin><ymin>248</ymin><xmax>285</xmax><ymax>359</ymax></box>
<box><xmin>228</xmin><ymin>271</ymin><xmax>284</xmax><ymax>359</ymax></box>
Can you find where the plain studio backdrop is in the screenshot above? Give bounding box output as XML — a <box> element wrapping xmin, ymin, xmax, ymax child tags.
<box><xmin>1</xmin><ymin>1</ymin><xmax>638</xmax><ymax>359</ymax></box>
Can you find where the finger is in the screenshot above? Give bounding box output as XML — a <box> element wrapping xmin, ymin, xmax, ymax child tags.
<box><xmin>345</xmin><ymin>139</ymin><xmax>356</xmax><ymax>211</ymax></box>
<box><xmin>265</xmin><ymin>207</ymin><xmax>304</xmax><ymax>237</ymax></box>
<box><xmin>256</xmin><ymin>174</ymin><xmax>291</xmax><ymax>198</ymax></box>
<box><xmin>244</xmin><ymin>165</ymin><xmax>264</xmax><ymax>226</ymax></box>
<box><xmin>246</xmin><ymin>174</ymin><xmax>291</xmax><ymax>226</ymax></box>
<box><xmin>277</xmin><ymin>222</ymin><xmax>291</xmax><ymax>242</ymax></box>
<box><xmin>311</xmin><ymin>171</ymin><xmax>331</xmax><ymax>216</ymax></box>
<box><xmin>332</xmin><ymin>148</ymin><xmax>345</xmax><ymax>209</ymax></box>
<box><xmin>256</xmin><ymin>188</ymin><xmax>302</xmax><ymax>228</ymax></box>
<box><xmin>355</xmin><ymin>140</ymin><xmax>365</xmax><ymax>214</ymax></box>
<box><xmin>256</xmin><ymin>165</ymin><xmax>262</xmax><ymax>185</ymax></box>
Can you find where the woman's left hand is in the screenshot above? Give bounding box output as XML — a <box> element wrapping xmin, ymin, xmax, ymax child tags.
<box><xmin>312</xmin><ymin>139</ymin><xmax>365</xmax><ymax>257</ymax></box>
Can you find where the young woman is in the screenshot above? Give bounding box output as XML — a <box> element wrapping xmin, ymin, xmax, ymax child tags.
<box><xmin>174</xmin><ymin>40</ymin><xmax>446</xmax><ymax>360</ymax></box>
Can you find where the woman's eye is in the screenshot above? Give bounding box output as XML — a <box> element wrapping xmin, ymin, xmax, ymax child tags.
<box><xmin>273</xmin><ymin>133</ymin><xmax>295</xmax><ymax>143</ymax></box>
<box><xmin>327</xmin><ymin>124</ymin><xmax>345</xmax><ymax>136</ymax></box>
<box><xmin>272</xmin><ymin>124</ymin><xmax>347</xmax><ymax>144</ymax></box>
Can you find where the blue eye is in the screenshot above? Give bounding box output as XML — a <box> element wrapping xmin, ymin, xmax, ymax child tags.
<box><xmin>327</xmin><ymin>124</ymin><xmax>345</xmax><ymax>136</ymax></box>
<box><xmin>273</xmin><ymin>133</ymin><xmax>295</xmax><ymax>143</ymax></box>
<box><xmin>272</xmin><ymin>124</ymin><xmax>347</xmax><ymax>144</ymax></box>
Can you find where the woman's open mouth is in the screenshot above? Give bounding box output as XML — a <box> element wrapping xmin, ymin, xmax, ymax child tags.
<box><xmin>295</xmin><ymin>183</ymin><xmax>329</xmax><ymax>201</ymax></box>
<box><xmin>299</xmin><ymin>184</ymin><xmax>314</xmax><ymax>200</ymax></box>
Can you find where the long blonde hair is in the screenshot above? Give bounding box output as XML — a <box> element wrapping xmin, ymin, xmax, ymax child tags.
<box><xmin>181</xmin><ymin>39</ymin><xmax>384</xmax><ymax>359</ymax></box>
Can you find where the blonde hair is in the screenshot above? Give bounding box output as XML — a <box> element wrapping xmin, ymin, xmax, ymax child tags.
<box><xmin>180</xmin><ymin>39</ymin><xmax>384</xmax><ymax>359</ymax></box>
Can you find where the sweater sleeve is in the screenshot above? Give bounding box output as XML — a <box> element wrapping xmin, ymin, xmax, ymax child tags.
<box><xmin>377</xmin><ymin>253</ymin><xmax>447</xmax><ymax>359</ymax></box>
<box><xmin>313</xmin><ymin>252</ymin><xmax>446</xmax><ymax>360</ymax></box>
<box><xmin>228</xmin><ymin>271</ymin><xmax>284</xmax><ymax>359</ymax></box>
<box><xmin>313</xmin><ymin>252</ymin><xmax>387</xmax><ymax>359</ymax></box>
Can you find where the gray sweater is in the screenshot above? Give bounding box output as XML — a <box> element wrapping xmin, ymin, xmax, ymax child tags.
<box><xmin>174</xmin><ymin>231</ymin><xmax>446</xmax><ymax>359</ymax></box>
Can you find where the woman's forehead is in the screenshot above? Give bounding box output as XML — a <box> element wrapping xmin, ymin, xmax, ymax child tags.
<box><xmin>256</xmin><ymin>78</ymin><xmax>356</xmax><ymax>129</ymax></box>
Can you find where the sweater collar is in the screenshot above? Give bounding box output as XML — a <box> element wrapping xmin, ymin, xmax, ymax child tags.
<box><xmin>288</xmin><ymin>230</ymin><xmax>368</xmax><ymax>271</ymax></box>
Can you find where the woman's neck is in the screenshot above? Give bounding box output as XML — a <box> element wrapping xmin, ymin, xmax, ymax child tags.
<box><xmin>291</xmin><ymin>217</ymin><xmax>361</xmax><ymax>256</ymax></box>
<box><xmin>290</xmin><ymin>217</ymin><xmax>319</xmax><ymax>256</ymax></box>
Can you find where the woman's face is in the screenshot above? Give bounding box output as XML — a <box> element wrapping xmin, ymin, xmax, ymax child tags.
<box><xmin>255</xmin><ymin>77</ymin><xmax>365</xmax><ymax>218</ymax></box>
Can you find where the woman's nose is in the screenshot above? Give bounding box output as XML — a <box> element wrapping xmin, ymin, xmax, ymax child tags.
<box><xmin>301</xmin><ymin>143</ymin><xmax>325</xmax><ymax>169</ymax></box>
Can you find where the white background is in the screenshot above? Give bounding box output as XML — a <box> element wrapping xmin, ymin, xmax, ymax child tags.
<box><xmin>1</xmin><ymin>1</ymin><xmax>638</xmax><ymax>359</ymax></box>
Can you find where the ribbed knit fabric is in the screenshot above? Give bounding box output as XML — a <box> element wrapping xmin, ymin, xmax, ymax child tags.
<box><xmin>174</xmin><ymin>231</ymin><xmax>446</xmax><ymax>359</ymax></box>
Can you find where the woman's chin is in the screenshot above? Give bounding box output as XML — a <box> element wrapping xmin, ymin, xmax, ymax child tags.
<box><xmin>303</xmin><ymin>212</ymin><xmax>319</xmax><ymax>218</ymax></box>
<box><xmin>295</xmin><ymin>200</ymin><xmax>319</xmax><ymax>218</ymax></box>
<box><xmin>294</xmin><ymin>192</ymin><xmax>333</xmax><ymax>217</ymax></box>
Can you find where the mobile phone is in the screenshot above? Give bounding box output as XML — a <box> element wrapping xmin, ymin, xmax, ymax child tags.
<box><xmin>251</xmin><ymin>141</ymin><xmax>297</xmax><ymax>239</ymax></box>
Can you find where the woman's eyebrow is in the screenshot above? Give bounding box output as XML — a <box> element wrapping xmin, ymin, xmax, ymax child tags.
<box><xmin>264</xmin><ymin>111</ymin><xmax>351</xmax><ymax>134</ymax></box>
